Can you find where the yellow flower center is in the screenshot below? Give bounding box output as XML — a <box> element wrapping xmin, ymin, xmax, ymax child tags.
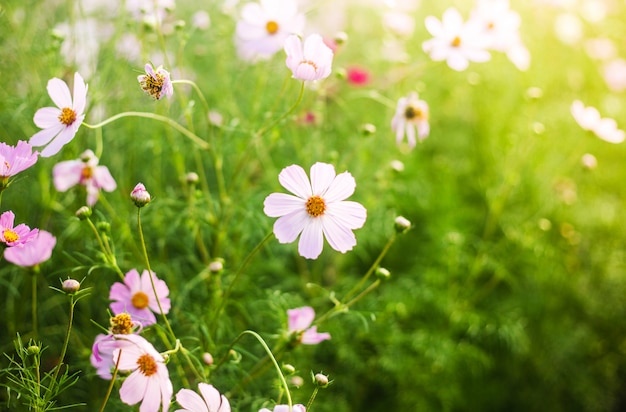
<box><xmin>110</xmin><ymin>313</ymin><xmax>134</xmax><ymax>335</ymax></box>
<box><xmin>404</xmin><ymin>105</ymin><xmax>424</xmax><ymax>120</ymax></box>
<box><xmin>58</xmin><ymin>107</ymin><xmax>77</xmax><ymax>126</ymax></box>
<box><xmin>451</xmin><ymin>36</ymin><xmax>462</xmax><ymax>47</ymax></box>
<box><xmin>81</xmin><ymin>166</ymin><xmax>93</xmax><ymax>180</ymax></box>
<box><xmin>301</xmin><ymin>60</ymin><xmax>318</xmax><ymax>71</ymax></box>
<box><xmin>141</xmin><ymin>74</ymin><xmax>166</xmax><ymax>99</ymax></box>
<box><xmin>266</xmin><ymin>20</ymin><xmax>279</xmax><ymax>34</ymax></box>
<box><xmin>137</xmin><ymin>353</ymin><xmax>158</xmax><ymax>376</ymax></box>
<box><xmin>3</xmin><ymin>228</ymin><xmax>19</xmax><ymax>243</ymax></box>
<box><xmin>131</xmin><ymin>291</ymin><xmax>150</xmax><ymax>309</ymax></box>
<box><xmin>306</xmin><ymin>196</ymin><xmax>326</xmax><ymax>217</ymax></box>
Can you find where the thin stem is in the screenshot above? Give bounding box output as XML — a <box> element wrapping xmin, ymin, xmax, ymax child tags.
<box><xmin>344</xmin><ymin>279</ymin><xmax>381</xmax><ymax>309</ymax></box>
<box><xmin>48</xmin><ymin>295</ymin><xmax>76</xmax><ymax>397</ymax></box>
<box><xmin>98</xmin><ymin>348</ymin><xmax>122</xmax><ymax>412</ymax></box>
<box><xmin>172</xmin><ymin>79</ymin><xmax>210</xmax><ymax>114</ymax></box>
<box><xmin>210</xmin><ymin>232</ymin><xmax>274</xmax><ymax>335</ymax></box>
<box><xmin>31</xmin><ymin>268</ymin><xmax>38</xmax><ymax>338</ymax></box>
<box><xmin>85</xmin><ymin>217</ymin><xmax>125</xmax><ymax>280</ymax></box>
<box><xmin>83</xmin><ymin>111</ymin><xmax>209</xmax><ymax>150</ymax></box>
<box><xmin>306</xmin><ymin>387</ymin><xmax>320</xmax><ymax>411</ymax></box>
<box><xmin>136</xmin><ymin>208</ymin><xmax>176</xmax><ymax>346</ymax></box>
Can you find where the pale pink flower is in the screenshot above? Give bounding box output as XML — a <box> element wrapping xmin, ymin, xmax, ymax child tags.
<box><xmin>422</xmin><ymin>8</ymin><xmax>491</xmax><ymax>71</ymax></box>
<box><xmin>287</xmin><ymin>306</ymin><xmax>330</xmax><ymax>345</ymax></box>
<box><xmin>235</xmin><ymin>0</ymin><xmax>305</xmax><ymax>61</ymax></box>
<box><xmin>110</xmin><ymin>269</ymin><xmax>171</xmax><ymax>327</ymax></box>
<box><xmin>284</xmin><ymin>34</ymin><xmax>333</xmax><ymax>81</ymax></box>
<box><xmin>259</xmin><ymin>405</ymin><xmax>306</xmax><ymax>412</ymax></box>
<box><xmin>175</xmin><ymin>383</ymin><xmax>231</xmax><ymax>412</ymax></box>
<box><xmin>4</xmin><ymin>230</ymin><xmax>56</xmax><ymax>267</ymax></box>
<box><xmin>91</xmin><ymin>333</ymin><xmax>143</xmax><ymax>379</ymax></box>
<box><xmin>0</xmin><ymin>141</ymin><xmax>39</xmax><ymax>180</ymax></box>
<box><xmin>391</xmin><ymin>92</ymin><xmax>430</xmax><ymax>149</ymax></box>
<box><xmin>263</xmin><ymin>162</ymin><xmax>367</xmax><ymax>260</ymax></box>
<box><xmin>131</xmin><ymin>183</ymin><xmax>151</xmax><ymax>207</ymax></box>
<box><xmin>53</xmin><ymin>149</ymin><xmax>117</xmax><ymax>206</ymax></box>
<box><xmin>113</xmin><ymin>334</ymin><xmax>173</xmax><ymax>412</ymax></box>
<box><xmin>603</xmin><ymin>59</ymin><xmax>626</xmax><ymax>93</ymax></box>
<box><xmin>138</xmin><ymin>63</ymin><xmax>173</xmax><ymax>100</ymax></box>
<box><xmin>0</xmin><ymin>211</ymin><xmax>39</xmax><ymax>247</ymax></box>
<box><xmin>571</xmin><ymin>100</ymin><xmax>625</xmax><ymax>144</ymax></box>
<box><xmin>30</xmin><ymin>72</ymin><xmax>88</xmax><ymax>157</ymax></box>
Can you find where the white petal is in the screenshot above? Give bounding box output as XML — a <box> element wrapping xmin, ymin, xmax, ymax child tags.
<box><xmin>264</xmin><ymin>193</ymin><xmax>305</xmax><ymax>217</ymax></box>
<box><xmin>29</xmin><ymin>125</ymin><xmax>62</xmax><ymax>147</ymax></box>
<box><xmin>93</xmin><ymin>166</ymin><xmax>117</xmax><ymax>191</ymax></box>
<box><xmin>72</xmin><ymin>72</ymin><xmax>88</xmax><ymax>115</ymax></box>
<box><xmin>40</xmin><ymin>127</ymin><xmax>76</xmax><ymax>157</ymax></box>
<box><xmin>119</xmin><ymin>371</ymin><xmax>146</xmax><ymax>405</ymax></box>
<box><xmin>298</xmin><ymin>218</ymin><xmax>324</xmax><ymax>259</ymax></box>
<box><xmin>310</xmin><ymin>162</ymin><xmax>336</xmax><ymax>196</ymax></box>
<box><xmin>326</xmin><ymin>200</ymin><xmax>367</xmax><ymax>230</ymax></box>
<box><xmin>273</xmin><ymin>210</ymin><xmax>309</xmax><ymax>244</ymax></box>
<box><xmin>47</xmin><ymin>77</ymin><xmax>72</xmax><ymax>109</ymax></box>
<box><xmin>52</xmin><ymin>160</ymin><xmax>83</xmax><ymax>191</ymax></box>
<box><xmin>321</xmin><ymin>215</ymin><xmax>357</xmax><ymax>253</ymax></box>
<box><xmin>198</xmin><ymin>383</ymin><xmax>226</xmax><ymax>412</ymax></box>
<box><xmin>323</xmin><ymin>171</ymin><xmax>356</xmax><ymax>203</ymax></box>
<box><xmin>176</xmin><ymin>388</ymin><xmax>208</xmax><ymax>412</ymax></box>
<box><xmin>33</xmin><ymin>107</ymin><xmax>62</xmax><ymax>128</ymax></box>
<box><xmin>278</xmin><ymin>164</ymin><xmax>312</xmax><ymax>199</ymax></box>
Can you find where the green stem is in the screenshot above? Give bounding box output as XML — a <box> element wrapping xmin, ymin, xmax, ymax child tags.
<box><xmin>31</xmin><ymin>268</ymin><xmax>38</xmax><ymax>338</ymax></box>
<box><xmin>172</xmin><ymin>79</ymin><xmax>210</xmax><ymax>114</ymax></box>
<box><xmin>85</xmin><ymin>217</ymin><xmax>125</xmax><ymax>280</ymax></box>
<box><xmin>306</xmin><ymin>387</ymin><xmax>320</xmax><ymax>411</ymax></box>
<box><xmin>83</xmin><ymin>111</ymin><xmax>209</xmax><ymax>150</ymax></box>
<box><xmin>47</xmin><ymin>295</ymin><xmax>76</xmax><ymax>399</ymax></box>
<box><xmin>98</xmin><ymin>348</ymin><xmax>122</xmax><ymax>412</ymax></box>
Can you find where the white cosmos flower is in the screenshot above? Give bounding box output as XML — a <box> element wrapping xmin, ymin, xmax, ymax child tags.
<box><xmin>571</xmin><ymin>100</ymin><xmax>625</xmax><ymax>144</ymax></box>
<box><xmin>284</xmin><ymin>34</ymin><xmax>333</xmax><ymax>81</ymax></box>
<box><xmin>263</xmin><ymin>162</ymin><xmax>367</xmax><ymax>260</ymax></box>
<box><xmin>391</xmin><ymin>92</ymin><xmax>430</xmax><ymax>149</ymax></box>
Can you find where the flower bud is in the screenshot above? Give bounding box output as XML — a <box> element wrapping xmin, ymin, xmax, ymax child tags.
<box><xmin>290</xmin><ymin>376</ymin><xmax>304</xmax><ymax>387</ymax></box>
<box><xmin>186</xmin><ymin>172</ymin><xmax>199</xmax><ymax>184</ymax></box>
<box><xmin>75</xmin><ymin>206</ymin><xmax>92</xmax><ymax>220</ymax></box>
<box><xmin>96</xmin><ymin>221</ymin><xmax>111</xmax><ymax>233</ymax></box>
<box><xmin>27</xmin><ymin>345</ymin><xmax>41</xmax><ymax>355</ymax></box>
<box><xmin>202</xmin><ymin>352</ymin><xmax>214</xmax><ymax>365</ymax></box>
<box><xmin>131</xmin><ymin>183</ymin><xmax>151</xmax><ymax>207</ymax></box>
<box><xmin>62</xmin><ymin>278</ymin><xmax>81</xmax><ymax>293</ymax></box>
<box><xmin>394</xmin><ymin>216</ymin><xmax>411</xmax><ymax>233</ymax></box>
<box><xmin>282</xmin><ymin>363</ymin><xmax>296</xmax><ymax>375</ymax></box>
<box><xmin>581</xmin><ymin>153</ymin><xmax>597</xmax><ymax>170</ymax></box>
<box><xmin>361</xmin><ymin>123</ymin><xmax>377</xmax><ymax>135</ymax></box>
<box><xmin>334</xmin><ymin>31</ymin><xmax>348</xmax><ymax>45</ymax></box>
<box><xmin>313</xmin><ymin>372</ymin><xmax>330</xmax><ymax>388</ymax></box>
<box><xmin>375</xmin><ymin>267</ymin><xmax>391</xmax><ymax>281</ymax></box>
<box><xmin>209</xmin><ymin>259</ymin><xmax>224</xmax><ymax>274</ymax></box>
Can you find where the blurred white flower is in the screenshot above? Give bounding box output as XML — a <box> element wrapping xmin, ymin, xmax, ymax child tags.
<box><xmin>603</xmin><ymin>59</ymin><xmax>626</xmax><ymax>93</ymax></box>
<box><xmin>391</xmin><ymin>92</ymin><xmax>430</xmax><ymax>149</ymax></box>
<box><xmin>554</xmin><ymin>13</ymin><xmax>583</xmax><ymax>45</ymax></box>
<box><xmin>584</xmin><ymin>38</ymin><xmax>616</xmax><ymax>60</ymax></box>
<box><xmin>571</xmin><ymin>100</ymin><xmax>625</xmax><ymax>144</ymax></box>
<box><xmin>284</xmin><ymin>34</ymin><xmax>333</xmax><ymax>81</ymax></box>
<box><xmin>422</xmin><ymin>8</ymin><xmax>491</xmax><ymax>71</ymax></box>
<box><xmin>192</xmin><ymin>10</ymin><xmax>211</xmax><ymax>30</ymax></box>
<box><xmin>383</xmin><ymin>11</ymin><xmax>415</xmax><ymax>37</ymax></box>
<box><xmin>235</xmin><ymin>0</ymin><xmax>305</xmax><ymax>61</ymax></box>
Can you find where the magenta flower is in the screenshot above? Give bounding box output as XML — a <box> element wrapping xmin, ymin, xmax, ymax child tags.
<box><xmin>263</xmin><ymin>162</ymin><xmax>367</xmax><ymax>259</ymax></box>
<box><xmin>4</xmin><ymin>230</ymin><xmax>56</xmax><ymax>267</ymax></box>
<box><xmin>138</xmin><ymin>63</ymin><xmax>173</xmax><ymax>100</ymax></box>
<box><xmin>284</xmin><ymin>34</ymin><xmax>334</xmax><ymax>81</ymax></box>
<box><xmin>0</xmin><ymin>140</ymin><xmax>39</xmax><ymax>183</ymax></box>
<box><xmin>175</xmin><ymin>383</ymin><xmax>231</xmax><ymax>412</ymax></box>
<box><xmin>391</xmin><ymin>92</ymin><xmax>430</xmax><ymax>149</ymax></box>
<box><xmin>30</xmin><ymin>72</ymin><xmax>88</xmax><ymax>157</ymax></box>
<box><xmin>287</xmin><ymin>306</ymin><xmax>330</xmax><ymax>345</ymax></box>
<box><xmin>110</xmin><ymin>269</ymin><xmax>170</xmax><ymax>327</ymax></box>
<box><xmin>0</xmin><ymin>211</ymin><xmax>39</xmax><ymax>247</ymax></box>
<box><xmin>113</xmin><ymin>334</ymin><xmax>173</xmax><ymax>412</ymax></box>
<box><xmin>53</xmin><ymin>149</ymin><xmax>117</xmax><ymax>206</ymax></box>
<box><xmin>259</xmin><ymin>405</ymin><xmax>306</xmax><ymax>412</ymax></box>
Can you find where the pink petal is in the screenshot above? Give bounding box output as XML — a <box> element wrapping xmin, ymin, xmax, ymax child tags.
<box><xmin>321</xmin><ymin>214</ymin><xmax>358</xmax><ymax>253</ymax></box>
<box><xmin>109</xmin><ymin>281</ymin><xmax>131</xmax><ymax>302</ymax></box>
<box><xmin>298</xmin><ymin>218</ymin><xmax>324</xmax><ymax>259</ymax></box>
<box><xmin>52</xmin><ymin>160</ymin><xmax>83</xmax><ymax>191</ymax></box>
<box><xmin>288</xmin><ymin>306</ymin><xmax>315</xmax><ymax>331</ymax></box>
<box><xmin>40</xmin><ymin>127</ymin><xmax>77</xmax><ymax>157</ymax></box>
<box><xmin>309</xmin><ymin>162</ymin><xmax>336</xmax><ymax>196</ymax></box>
<box><xmin>72</xmin><ymin>72</ymin><xmax>88</xmax><ymax>115</ymax></box>
<box><xmin>93</xmin><ymin>165</ymin><xmax>117</xmax><ymax>191</ymax></box>
<box><xmin>273</xmin><ymin>210</ymin><xmax>309</xmax><ymax>244</ymax></box>
<box><xmin>119</xmin><ymin>370</ymin><xmax>147</xmax><ymax>406</ymax></box>
<box><xmin>322</xmin><ymin>171</ymin><xmax>356</xmax><ymax>203</ymax></box>
<box><xmin>325</xmin><ymin>200</ymin><xmax>367</xmax><ymax>230</ymax></box>
<box><xmin>33</xmin><ymin>107</ymin><xmax>62</xmax><ymax>128</ymax></box>
<box><xmin>301</xmin><ymin>326</ymin><xmax>331</xmax><ymax>344</ymax></box>
<box><xmin>140</xmin><ymin>376</ymin><xmax>161</xmax><ymax>412</ymax></box>
<box><xmin>47</xmin><ymin>77</ymin><xmax>72</xmax><ymax>109</ymax></box>
<box><xmin>284</xmin><ymin>35</ymin><xmax>304</xmax><ymax>69</ymax></box>
<box><xmin>176</xmin><ymin>388</ymin><xmax>209</xmax><ymax>412</ymax></box>
<box><xmin>278</xmin><ymin>164</ymin><xmax>312</xmax><ymax>199</ymax></box>
<box><xmin>29</xmin><ymin>124</ymin><xmax>63</xmax><ymax>147</ymax></box>
<box><xmin>264</xmin><ymin>193</ymin><xmax>305</xmax><ymax>217</ymax></box>
<box><xmin>199</xmin><ymin>383</ymin><xmax>228</xmax><ymax>412</ymax></box>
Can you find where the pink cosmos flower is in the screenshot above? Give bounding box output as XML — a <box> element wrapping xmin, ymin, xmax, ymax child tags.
<box><xmin>131</xmin><ymin>182</ymin><xmax>152</xmax><ymax>207</ymax></box>
<box><xmin>259</xmin><ymin>405</ymin><xmax>306</xmax><ymax>412</ymax></box>
<box><xmin>110</xmin><ymin>269</ymin><xmax>171</xmax><ymax>327</ymax></box>
<box><xmin>263</xmin><ymin>162</ymin><xmax>367</xmax><ymax>260</ymax></box>
<box><xmin>138</xmin><ymin>63</ymin><xmax>173</xmax><ymax>100</ymax></box>
<box><xmin>0</xmin><ymin>211</ymin><xmax>39</xmax><ymax>247</ymax></box>
<box><xmin>346</xmin><ymin>67</ymin><xmax>370</xmax><ymax>86</ymax></box>
<box><xmin>287</xmin><ymin>306</ymin><xmax>330</xmax><ymax>345</ymax></box>
<box><xmin>422</xmin><ymin>8</ymin><xmax>491</xmax><ymax>71</ymax></box>
<box><xmin>91</xmin><ymin>333</ymin><xmax>141</xmax><ymax>379</ymax></box>
<box><xmin>30</xmin><ymin>72</ymin><xmax>88</xmax><ymax>157</ymax></box>
<box><xmin>571</xmin><ymin>100</ymin><xmax>625</xmax><ymax>144</ymax></box>
<box><xmin>235</xmin><ymin>0</ymin><xmax>305</xmax><ymax>61</ymax></box>
<box><xmin>0</xmin><ymin>141</ymin><xmax>39</xmax><ymax>182</ymax></box>
<box><xmin>4</xmin><ymin>230</ymin><xmax>56</xmax><ymax>267</ymax></box>
<box><xmin>284</xmin><ymin>34</ymin><xmax>334</xmax><ymax>81</ymax></box>
<box><xmin>391</xmin><ymin>92</ymin><xmax>430</xmax><ymax>149</ymax></box>
<box><xmin>53</xmin><ymin>149</ymin><xmax>117</xmax><ymax>206</ymax></box>
<box><xmin>113</xmin><ymin>334</ymin><xmax>173</xmax><ymax>412</ymax></box>
<box><xmin>175</xmin><ymin>383</ymin><xmax>231</xmax><ymax>412</ymax></box>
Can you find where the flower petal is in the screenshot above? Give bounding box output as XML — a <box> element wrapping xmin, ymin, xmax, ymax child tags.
<box><xmin>72</xmin><ymin>72</ymin><xmax>88</xmax><ymax>115</ymax></box>
<box><xmin>29</xmin><ymin>125</ymin><xmax>63</xmax><ymax>147</ymax></box>
<box><xmin>278</xmin><ymin>164</ymin><xmax>312</xmax><ymax>199</ymax></box>
<box><xmin>199</xmin><ymin>383</ymin><xmax>228</xmax><ymax>412</ymax></box>
<box><xmin>176</xmin><ymin>388</ymin><xmax>208</xmax><ymax>412</ymax></box>
<box><xmin>310</xmin><ymin>162</ymin><xmax>336</xmax><ymax>196</ymax></box>
<box><xmin>119</xmin><ymin>370</ymin><xmax>146</xmax><ymax>406</ymax></box>
<box><xmin>298</xmin><ymin>217</ymin><xmax>324</xmax><ymax>259</ymax></box>
<box><xmin>288</xmin><ymin>306</ymin><xmax>315</xmax><ymax>331</ymax></box>
<box><xmin>40</xmin><ymin>127</ymin><xmax>77</xmax><ymax>157</ymax></box>
<box><xmin>52</xmin><ymin>160</ymin><xmax>83</xmax><ymax>192</ymax></box>
<box><xmin>321</xmin><ymin>214</ymin><xmax>358</xmax><ymax>253</ymax></box>
<box><xmin>326</xmin><ymin>200</ymin><xmax>367</xmax><ymax>230</ymax></box>
<box><xmin>47</xmin><ymin>77</ymin><xmax>72</xmax><ymax>109</ymax></box>
<box><xmin>33</xmin><ymin>107</ymin><xmax>62</xmax><ymax>128</ymax></box>
<box><xmin>140</xmin><ymin>376</ymin><xmax>161</xmax><ymax>412</ymax></box>
<box><xmin>264</xmin><ymin>193</ymin><xmax>305</xmax><ymax>217</ymax></box>
<box><xmin>322</xmin><ymin>170</ymin><xmax>356</xmax><ymax>203</ymax></box>
<box><xmin>273</xmin><ymin>210</ymin><xmax>309</xmax><ymax>244</ymax></box>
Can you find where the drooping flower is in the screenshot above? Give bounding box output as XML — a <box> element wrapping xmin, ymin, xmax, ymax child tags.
<box><xmin>0</xmin><ymin>141</ymin><xmax>39</xmax><ymax>188</ymax></box>
<box><xmin>138</xmin><ymin>63</ymin><xmax>173</xmax><ymax>100</ymax></box>
<box><xmin>571</xmin><ymin>100</ymin><xmax>625</xmax><ymax>144</ymax></box>
<box><xmin>175</xmin><ymin>383</ymin><xmax>231</xmax><ymax>412</ymax></box>
<box><xmin>4</xmin><ymin>230</ymin><xmax>56</xmax><ymax>267</ymax></box>
<box><xmin>391</xmin><ymin>92</ymin><xmax>430</xmax><ymax>149</ymax></box>
<box><xmin>53</xmin><ymin>149</ymin><xmax>117</xmax><ymax>206</ymax></box>
<box><xmin>422</xmin><ymin>8</ymin><xmax>490</xmax><ymax>71</ymax></box>
<box><xmin>30</xmin><ymin>72</ymin><xmax>88</xmax><ymax>157</ymax></box>
<box><xmin>263</xmin><ymin>162</ymin><xmax>367</xmax><ymax>259</ymax></box>
<box><xmin>284</xmin><ymin>34</ymin><xmax>334</xmax><ymax>81</ymax></box>
<box><xmin>470</xmin><ymin>0</ymin><xmax>530</xmax><ymax>70</ymax></box>
<box><xmin>235</xmin><ymin>0</ymin><xmax>306</xmax><ymax>61</ymax></box>
<box><xmin>110</xmin><ymin>269</ymin><xmax>170</xmax><ymax>327</ymax></box>
<box><xmin>287</xmin><ymin>306</ymin><xmax>330</xmax><ymax>345</ymax></box>
<box><xmin>0</xmin><ymin>211</ymin><xmax>39</xmax><ymax>247</ymax></box>
<box><xmin>259</xmin><ymin>405</ymin><xmax>306</xmax><ymax>412</ymax></box>
<box><xmin>113</xmin><ymin>334</ymin><xmax>173</xmax><ymax>412</ymax></box>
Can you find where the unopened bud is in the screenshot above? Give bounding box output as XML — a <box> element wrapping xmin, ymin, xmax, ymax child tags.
<box><xmin>394</xmin><ymin>216</ymin><xmax>411</xmax><ymax>233</ymax></box>
<box><xmin>334</xmin><ymin>31</ymin><xmax>348</xmax><ymax>45</ymax></box>
<box><xmin>131</xmin><ymin>183</ymin><xmax>151</xmax><ymax>207</ymax></box>
<box><xmin>290</xmin><ymin>376</ymin><xmax>304</xmax><ymax>387</ymax></box>
<box><xmin>75</xmin><ymin>206</ymin><xmax>92</xmax><ymax>220</ymax></box>
<box><xmin>209</xmin><ymin>259</ymin><xmax>224</xmax><ymax>273</ymax></box>
<box><xmin>62</xmin><ymin>278</ymin><xmax>81</xmax><ymax>293</ymax></box>
<box><xmin>376</xmin><ymin>267</ymin><xmax>391</xmax><ymax>281</ymax></box>
<box><xmin>361</xmin><ymin>123</ymin><xmax>377</xmax><ymax>135</ymax></box>
<box><xmin>581</xmin><ymin>153</ymin><xmax>597</xmax><ymax>170</ymax></box>
<box><xmin>282</xmin><ymin>364</ymin><xmax>296</xmax><ymax>375</ymax></box>
<box><xmin>186</xmin><ymin>172</ymin><xmax>199</xmax><ymax>184</ymax></box>
<box><xmin>202</xmin><ymin>352</ymin><xmax>214</xmax><ymax>365</ymax></box>
<box><xmin>96</xmin><ymin>222</ymin><xmax>111</xmax><ymax>233</ymax></box>
<box><xmin>313</xmin><ymin>372</ymin><xmax>330</xmax><ymax>388</ymax></box>
<box><xmin>27</xmin><ymin>345</ymin><xmax>40</xmax><ymax>355</ymax></box>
